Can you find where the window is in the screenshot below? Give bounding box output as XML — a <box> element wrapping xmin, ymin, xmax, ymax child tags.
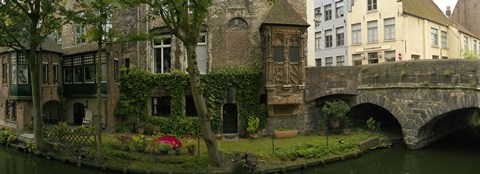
<box><xmin>114</xmin><ymin>59</ymin><xmax>119</xmax><ymax>81</ymax></box>
<box><xmin>273</xmin><ymin>34</ymin><xmax>285</xmax><ymax>62</ymax></box>
<box><xmin>441</xmin><ymin>31</ymin><xmax>447</xmax><ymax>49</ymax></box>
<box><xmin>315</xmin><ymin>58</ymin><xmax>322</xmax><ymax>67</ymax></box>
<box><xmin>315</xmin><ymin>32</ymin><xmax>321</xmax><ymax>50</ymax></box>
<box><xmin>367</xmin><ymin>0</ymin><xmax>377</xmax><ymax>11</ymax></box>
<box><xmin>12</xmin><ymin>53</ymin><xmax>29</xmax><ymax>85</ymax></box>
<box><xmin>336</xmin><ymin>27</ymin><xmax>344</xmax><ymax>46</ymax></box>
<box><xmin>432</xmin><ymin>55</ymin><xmax>439</xmax><ymax>59</ymax></box>
<box><xmin>75</xmin><ymin>12</ymin><xmax>86</xmax><ymax>44</ymax></box>
<box><xmin>368</xmin><ymin>52</ymin><xmax>378</xmax><ymax>64</ymax></box>
<box><xmin>125</xmin><ymin>58</ymin><xmax>130</xmax><ymax>68</ymax></box>
<box><xmin>442</xmin><ymin>56</ymin><xmax>448</xmax><ymax>59</ymax></box>
<box><xmin>196</xmin><ymin>28</ymin><xmax>208</xmax><ymax>74</ymax></box>
<box><xmin>101</xmin><ymin>53</ymin><xmax>108</xmax><ymax>83</ymax></box>
<box><xmin>103</xmin><ymin>13</ymin><xmax>113</xmax><ymax>41</ymax></box>
<box><xmin>325</xmin><ymin>29</ymin><xmax>333</xmax><ymax>48</ymax></box>
<box><xmin>314</xmin><ymin>7</ymin><xmax>321</xmax><ymax>27</ymax></box>
<box><xmin>431</xmin><ymin>28</ymin><xmax>438</xmax><ymax>46</ymax></box>
<box><xmin>351</xmin><ymin>23</ymin><xmax>361</xmax><ymax>44</ymax></box>
<box><xmin>474</xmin><ymin>40</ymin><xmax>477</xmax><ymax>54</ymax></box>
<box><xmin>2</xmin><ymin>63</ymin><xmax>7</xmax><ymax>84</ymax></box>
<box><xmin>74</xmin><ymin>67</ymin><xmax>83</xmax><ymax>84</ymax></box>
<box><xmin>325</xmin><ymin>57</ymin><xmax>333</xmax><ymax>66</ymax></box>
<box><xmin>352</xmin><ymin>54</ymin><xmax>362</xmax><ymax>66</ymax></box>
<box><xmin>385</xmin><ymin>51</ymin><xmax>396</xmax><ymax>62</ymax></box>
<box><xmin>335</xmin><ymin>1</ymin><xmax>344</xmax><ymax>18</ymax></box>
<box><xmin>384</xmin><ymin>18</ymin><xmax>395</xmax><ymax>40</ymax></box>
<box><xmin>324</xmin><ymin>4</ymin><xmax>332</xmax><ymax>21</ymax></box>
<box><xmin>153</xmin><ymin>36</ymin><xmax>172</xmax><ymax>73</ymax></box>
<box><xmin>152</xmin><ymin>96</ymin><xmax>171</xmax><ymax>116</ymax></box>
<box><xmin>43</xmin><ymin>63</ymin><xmax>49</xmax><ymax>83</ymax></box>
<box><xmin>53</xmin><ymin>64</ymin><xmax>58</xmax><ymax>82</ymax></box>
<box><xmin>185</xmin><ymin>95</ymin><xmax>198</xmax><ymax>117</ymax></box>
<box><xmin>367</xmin><ymin>21</ymin><xmax>378</xmax><ymax>42</ymax></box>
<box><xmin>336</xmin><ymin>56</ymin><xmax>345</xmax><ymax>66</ymax></box>
<box><xmin>464</xmin><ymin>36</ymin><xmax>469</xmax><ymax>50</ymax></box>
<box><xmin>411</xmin><ymin>54</ymin><xmax>420</xmax><ymax>60</ymax></box>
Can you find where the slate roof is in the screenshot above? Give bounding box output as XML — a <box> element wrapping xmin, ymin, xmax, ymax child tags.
<box><xmin>402</xmin><ymin>0</ymin><xmax>451</xmax><ymax>26</ymax></box>
<box><xmin>262</xmin><ymin>0</ymin><xmax>309</xmax><ymax>27</ymax></box>
<box><xmin>0</xmin><ymin>38</ymin><xmax>64</xmax><ymax>54</ymax></box>
<box><xmin>402</xmin><ymin>0</ymin><xmax>479</xmax><ymax>38</ymax></box>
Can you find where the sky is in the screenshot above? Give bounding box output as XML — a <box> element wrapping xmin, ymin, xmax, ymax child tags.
<box><xmin>433</xmin><ymin>0</ymin><xmax>459</xmax><ymax>13</ymax></box>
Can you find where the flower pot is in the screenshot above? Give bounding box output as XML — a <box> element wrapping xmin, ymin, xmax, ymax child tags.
<box><xmin>188</xmin><ymin>147</ymin><xmax>195</xmax><ymax>156</ymax></box>
<box><xmin>249</xmin><ymin>133</ymin><xmax>258</xmax><ymax>139</ymax></box>
<box><xmin>274</xmin><ymin>129</ymin><xmax>298</xmax><ymax>139</ymax></box>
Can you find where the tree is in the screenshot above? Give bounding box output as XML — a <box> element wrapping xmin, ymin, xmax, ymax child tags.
<box><xmin>69</xmin><ymin>0</ymin><xmax>120</xmax><ymax>161</ymax></box>
<box><xmin>463</xmin><ymin>50</ymin><xmax>479</xmax><ymax>60</ymax></box>
<box><xmin>0</xmin><ymin>0</ymin><xmax>65</xmax><ymax>152</ymax></box>
<box><xmin>125</xmin><ymin>0</ymin><xmax>223</xmax><ymax>167</ymax></box>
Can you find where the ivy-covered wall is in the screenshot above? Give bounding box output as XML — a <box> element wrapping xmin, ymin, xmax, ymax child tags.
<box><xmin>115</xmin><ymin>66</ymin><xmax>266</xmax><ymax>135</ymax></box>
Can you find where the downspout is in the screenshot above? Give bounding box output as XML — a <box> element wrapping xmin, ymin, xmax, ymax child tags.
<box><xmin>137</xmin><ymin>5</ymin><xmax>140</xmax><ymax>68</ymax></box>
<box><xmin>146</xmin><ymin>4</ymin><xmax>150</xmax><ymax>71</ymax></box>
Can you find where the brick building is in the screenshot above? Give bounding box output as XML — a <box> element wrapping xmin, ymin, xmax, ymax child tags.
<box><xmin>0</xmin><ymin>0</ymin><xmax>309</xmax><ymax>133</ymax></box>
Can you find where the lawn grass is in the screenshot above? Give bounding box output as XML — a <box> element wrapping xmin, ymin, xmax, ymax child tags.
<box><xmin>96</xmin><ymin>130</ymin><xmax>378</xmax><ymax>172</ymax></box>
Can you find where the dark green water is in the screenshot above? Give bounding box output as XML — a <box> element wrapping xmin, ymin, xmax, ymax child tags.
<box><xmin>2</xmin><ymin>127</ymin><xmax>480</xmax><ymax>174</ymax></box>
<box><xmin>0</xmin><ymin>147</ymin><xmax>108</xmax><ymax>174</ymax></box>
<box><xmin>306</xmin><ymin>127</ymin><xmax>480</xmax><ymax>174</ymax></box>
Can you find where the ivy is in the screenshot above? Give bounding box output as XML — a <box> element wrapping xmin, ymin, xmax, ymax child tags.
<box><xmin>116</xmin><ymin>66</ymin><xmax>265</xmax><ymax>135</ymax></box>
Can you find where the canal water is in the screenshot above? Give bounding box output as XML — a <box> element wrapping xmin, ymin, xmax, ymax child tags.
<box><xmin>0</xmin><ymin>146</ymin><xmax>108</xmax><ymax>174</ymax></box>
<box><xmin>305</xmin><ymin>126</ymin><xmax>480</xmax><ymax>174</ymax></box>
<box><xmin>1</xmin><ymin>127</ymin><xmax>480</xmax><ymax>174</ymax></box>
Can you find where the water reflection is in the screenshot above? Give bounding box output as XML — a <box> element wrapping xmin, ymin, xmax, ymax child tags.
<box><xmin>0</xmin><ymin>146</ymin><xmax>108</xmax><ymax>174</ymax></box>
<box><xmin>306</xmin><ymin>127</ymin><xmax>480</xmax><ymax>174</ymax></box>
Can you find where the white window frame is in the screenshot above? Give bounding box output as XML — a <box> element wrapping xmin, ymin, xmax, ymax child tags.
<box><xmin>431</xmin><ymin>28</ymin><xmax>438</xmax><ymax>46</ymax></box>
<box><xmin>367</xmin><ymin>0</ymin><xmax>377</xmax><ymax>11</ymax></box>
<box><xmin>367</xmin><ymin>21</ymin><xmax>378</xmax><ymax>43</ymax></box>
<box><xmin>153</xmin><ymin>36</ymin><xmax>172</xmax><ymax>74</ymax></box>
<box><xmin>315</xmin><ymin>32</ymin><xmax>322</xmax><ymax>50</ymax></box>
<box><xmin>384</xmin><ymin>18</ymin><xmax>395</xmax><ymax>40</ymax></box>
<box><xmin>352</xmin><ymin>23</ymin><xmax>361</xmax><ymax>44</ymax></box>
<box><xmin>441</xmin><ymin>31</ymin><xmax>448</xmax><ymax>49</ymax></box>
<box><xmin>335</xmin><ymin>1</ymin><xmax>344</xmax><ymax>18</ymax></box>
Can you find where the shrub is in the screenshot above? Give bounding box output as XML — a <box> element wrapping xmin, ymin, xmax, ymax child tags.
<box><xmin>247</xmin><ymin>116</ymin><xmax>260</xmax><ymax>134</ymax></box>
<box><xmin>157</xmin><ymin>144</ymin><xmax>172</xmax><ymax>154</ymax></box>
<box><xmin>321</xmin><ymin>100</ymin><xmax>350</xmax><ymax>123</ymax></box>
<box><xmin>367</xmin><ymin>117</ymin><xmax>377</xmax><ymax>131</ymax></box>
<box><xmin>133</xmin><ymin>134</ymin><xmax>146</xmax><ymax>152</ymax></box>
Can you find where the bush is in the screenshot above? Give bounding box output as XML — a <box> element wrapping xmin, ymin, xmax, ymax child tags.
<box><xmin>0</xmin><ymin>129</ymin><xmax>16</xmax><ymax>144</ymax></box>
<box><xmin>148</xmin><ymin>117</ymin><xmax>199</xmax><ymax>136</ymax></box>
<box><xmin>157</xmin><ymin>144</ymin><xmax>172</xmax><ymax>154</ymax></box>
<box><xmin>322</xmin><ymin>100</ymin><xmax>350</xmax><ymax>124</ymax></box>
<box><xmin>367</xmin><ymin>117</ymin><xmax>376</xmax><ymax>131</ymax></box>
<box><xmin>247</xmin><ymin>116</ymin><xmax>260</xmax><ymax>134</ymax></box>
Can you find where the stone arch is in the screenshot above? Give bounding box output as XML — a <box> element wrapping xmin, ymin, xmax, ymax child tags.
<box><xmin>227</xmin><ymin>17</ymin><xmax>248</xmax><ymax>29</ymax></box>
<box><xmin>355</xmin><ymin>93</ymin><xmax>408</xmax><ymax>127</ymax></box>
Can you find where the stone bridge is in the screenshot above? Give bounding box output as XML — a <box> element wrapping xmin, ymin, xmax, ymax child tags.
<box><xmin>305</xmin><ymin>60</ymin><xmax>480</xmax><ymax>149</ymax></box>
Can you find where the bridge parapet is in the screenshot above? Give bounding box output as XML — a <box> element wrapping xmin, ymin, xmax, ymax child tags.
<box><xmin>305</xmin><ymin>66</ymin><xmax>361</xmax><ymax>101</ymax></box>
<box><xmin>358</xmin><ymin>60</ymin><xmax>480</xmax><ymax>90</ymax></box>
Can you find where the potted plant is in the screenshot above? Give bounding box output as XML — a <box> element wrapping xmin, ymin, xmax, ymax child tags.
<box><xmin>274</xmin><ymin>128</ymin><xmax>298</xmax><ymax>139</ymax></box>
<box><xmin>157</xmin><ymin>144</ymin><xmax>172</xmax><ymax>155</ymax></box>
<box><xmin>187</xmin><ymin>144</ymin><xmax>195</xmax><ymax>156</ymax></box>
<box><xmin>133</xmin><ymin>134</ymin><xmax>146</xmax><ymax>152</ymax></box>
<box><xmin>367</xmin><ymin>117</ymin><xmax>377</xmax><ymax>133</ymax></box>
<box><xmin>247</xmin><ymin>116</ymin><xmax>260</xmax><ymax>138</ymax></box>
<box><xmin>321</xmin><ymin>100</ymin><xmax>350</xmax><ymax>131</ymax></box>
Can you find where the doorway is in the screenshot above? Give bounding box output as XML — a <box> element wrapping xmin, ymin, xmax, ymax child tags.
<box><xmin>73</xmin><ymin>103</ymin><xmax>85</xmax><ymax>125</ymax></box>
<box><xmin>222</xmin><ymin>103</ymin><xmax>238</xmax><ymax>134</ymax></box>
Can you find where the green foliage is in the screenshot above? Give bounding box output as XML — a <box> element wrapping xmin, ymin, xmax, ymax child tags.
<box><xmin>133</xmin><ymin>134</ymin><xmax>146</xmax><ymax>152</ymax></box>
<box><xmin>102</xmin><ymin>145</ymin><xmax>136</xmax><ymax>159</ymax></box>
<box><xmin>148</xmin><ymin>117</ymin><xmax>199</xmax><ymax>136</ymax></box>
<box><xmin>444</xmin><ymin>69</ymin><xmax>453</xmax><ymax>77</ymax></box>
<box><xmin>116</xmin><ymin>66</ymin><xmax>265</xmax><ymax>134</ymax></box>
<box><xmin>463</xmin><ymin>50</ymin><xmax>480</xmax><ymax>60</ymax></box>
<box><xmin>275</xmin><ymin>142</ymin><xmax>357</xmax><ymax>159</ymax></box>
<box><xmin>26</xmin><ymin>140</ymin><xmax>37</xmax><ymax>152</ymax></box>
<box><xmin>247</xmin><ymin>116</ymin><xmax>260</xmax><ymax>134</ymax></box>
<box><xmin>367</xmin><ymin>117</ymin><xmax>376</xmax><ymax>131</ymax></box>
<box><xmin>321</xmin><ymin>100</ymin><xmax>350</xmax><ymax>122</ymax></box>
<box><xmin>0</xmin><ymin>129</ymin><xmax>15</xmax><ymax>144</ymax></box>
<box><xmin>157</xmin><ymin>143</ymin><xmax>173</xmax><ymax>154</ymax></box>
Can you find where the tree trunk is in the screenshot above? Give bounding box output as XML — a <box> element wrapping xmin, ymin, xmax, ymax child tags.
<box><xmin>28</xmin><ymin>43</ymin><xmax>46</xmax><ymax>152</ymax></box>
<box><xmin>96</xmin><ymin>33</ymin><xmax>104</xmax><ymax>161</ymax></box>
<box><xmin>186</xmin><ymin>44</ymin><xmax>223</xmax><ymax>168</ymax></box>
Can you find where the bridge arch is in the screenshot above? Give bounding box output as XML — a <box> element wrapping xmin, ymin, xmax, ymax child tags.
<box><xmin>348</xmin><ymin>103</ymin><xmax>402</xmax><ymax>137</ymax></box>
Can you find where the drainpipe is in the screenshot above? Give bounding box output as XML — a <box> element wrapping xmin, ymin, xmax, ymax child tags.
<box><xmin>137</xmin><ymin>5</ymin><xmax>140</xmax><ymax>68</ymax></box>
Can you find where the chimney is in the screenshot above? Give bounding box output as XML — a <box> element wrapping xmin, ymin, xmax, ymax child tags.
<box><xmin>446</xmin><ymin>5</ymin><xmax>451</xmax><ymax>18</ymax></box>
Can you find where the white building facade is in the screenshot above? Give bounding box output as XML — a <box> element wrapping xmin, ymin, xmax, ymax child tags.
<box><xmin>314</xmin><ymin>0</ymin><xmax>351</xmax><ymax>67</ymax></box>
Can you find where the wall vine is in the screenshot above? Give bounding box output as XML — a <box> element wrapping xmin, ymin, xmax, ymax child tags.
<box><xmin>115</xmin><ymin>66</ymin><xmax>265</xmax><ymax>135</ymax></box>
